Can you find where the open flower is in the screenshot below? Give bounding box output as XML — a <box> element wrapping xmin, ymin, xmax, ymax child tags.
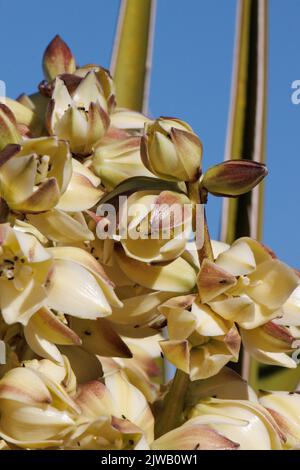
<box><xmin>0</xmin><ymin>224</ymin><xmax>52</xmax><ymax>325</ymax></box>
<box><xmin>68</xmin><ymin>370</ymin><xmax>154</xmax><ymax>449</ymax></box>
<box><xmin>159</xmin><ymin>295</ymin><xmax>241</xmax><ymax>380</ymax></box>
<box><xmin>141</xmin><ymin>117</ymin><xmax>202</xmax><ymax>182</ymax></box>
<box><xmin>99</xmin><ymin>334</ymin><xmax>162</xmax><ymax>403</ymax></box>
<box><xmin>259</xmin><ymin>390</ymin><xmax>300</xmax><ymax>449</ymax></box>
<box><xmin>0</xmin><ymin>363</ymin><xmax>79</xmax><ymax>448</ymax></box>
<box><xmin>181</xmin><ymin>398</ymin><xmax>283</xmax><ymax>450</ymax></box>
<box><xmin>240</xmin><ymin>321</ymin><xmax>298</xmax><ymax>368</ymax></box>
<box><xmin>118</xmin><ymin>190</ymin><xmax>193</xmax><ymax>263</ymax></box>
<box><xmin>0</xmin><ymin>137</ymin><xmax>72</xmax><ymax>212</ymax></box>
<box><xmin>202</xmin><ymin>238</ymin><xmax>299</xmax><ymax>330</ymax></box>
<box><xmin>46</xmin><ymin>73</ymin><xmax>110</xmax><ymax>155</ymax></box>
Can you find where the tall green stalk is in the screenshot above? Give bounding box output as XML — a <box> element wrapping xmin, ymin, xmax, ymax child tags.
<box><xmin>110</xmin><ymin>0</ymin><xmax>156</xmax><ymax>113</ymax></box>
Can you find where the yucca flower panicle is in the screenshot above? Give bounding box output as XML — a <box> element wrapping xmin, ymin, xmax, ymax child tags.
<box><xmin>0</xmin><ymin>33</ymin><xmax>298</xmax><ymax>452</ymax></box>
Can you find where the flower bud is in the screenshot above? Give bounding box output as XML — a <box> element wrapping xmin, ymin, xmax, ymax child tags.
<box><xmin>202</xmin><ymin>160</ymin><xmax>268</xmax><ymax>197</ymax></box>
<box><xmin>43</xmin><ymin>35</ymin><xmax>76</xmax><ymax>82</ymax></box>
<box><xmin>141</xmin><ymin>117</ymin><xmax>202</xmax><ymax>182</ymax></box>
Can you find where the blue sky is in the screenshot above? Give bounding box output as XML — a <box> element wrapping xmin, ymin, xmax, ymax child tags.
<box><xmin>0</xmin><ymin>0</ymin><xmax>299</xmax><ymax>266</ymax></box>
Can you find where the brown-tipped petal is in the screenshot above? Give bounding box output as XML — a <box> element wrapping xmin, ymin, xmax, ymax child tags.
<box><xmin>202</xmin><ymin>160</ymin><xmax>268</xmax><ymax>197</ymax></box>
<box><xmin>241</xmin><ymin>326</ymin><xmax>297</xmax><ymax>368</ymax></box>
<box><xmin>0</xmin><ymin>143</ymin><xmax>21</xmax><ymax>167</ymax></box>
<box><xmin>170</xmin><ymin>128</ymin><xmax>202</xmax><ymax>182</ymax></box>
<box><xmin>85</xmin><ymin>102</ymin><xmax>110</xmax><ymax>154</ymax></box>
<box><xmin>29</xmin><ymin>307</ymin><xmax>82</xmax><ymax>346</ymax></box>
<box><xmin>159</xmin><ymin>340</ymin><xmax>190</xmax><ymax>373</ymax></box>
<box><xmin>0</xmin><ymin>104</ymin><xmax>21</xmax><ymax>151</ymax></box>
<box><xmin>16</xmin><ymin>177</ymin><xmax>60</xmax><ymax>213</ymax></box>
<box><xmin>197</xmin><ymin>259</ymin><xmax>237</xmax><ymax>303</ymax></box>
<box><xmin>224</xmin><ymin>324</ymin><xmax>241</xmax><ymax>360</ymax></box>
<box><xmin>43</xmin><ymin>35</ymin><xmax>76</xmax><ymax>81</ymax></box>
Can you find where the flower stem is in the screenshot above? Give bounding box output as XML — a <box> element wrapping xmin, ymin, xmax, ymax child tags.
<box><xmin>155</xmin><ymin>369</ymin><xmax>189</xmax><ymax>438</ymax></box>
<box><xmin>156</xmin><ymin>182</ymin><xmax>214</xmax><ymax>438</ymax></box>
<box><xmin>188</xmin><ymin>181</ymin><xmax>214</xmax><ymax>263</ymax></box>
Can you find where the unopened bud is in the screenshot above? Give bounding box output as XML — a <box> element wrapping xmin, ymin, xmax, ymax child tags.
<box><xmin>202</xmin><ymin>160</ymin><xmax>268</xmax><ymax>197</ymax></box>
<box><xmin>141</xmin><ymin>117</ymin><xmax>202</xmax><ymax>182</ymax></box>
<box><xmin>43</xmin><ymin>35</ymin><xmax>76</xmax><ymax>81</ymax></box>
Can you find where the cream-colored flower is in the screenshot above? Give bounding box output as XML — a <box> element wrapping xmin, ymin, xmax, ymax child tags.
<box><xmin>185</xmin><ymin>398</ymin><xmax>283</xmax><ymax>450</ymax></box>
<box><xmin>0</xmin><ymin>137</ymin><xmax>72</xmax><ymax>212</ymax></box>
<box><xmin>0</xmin><ymin>364</ymin><xmax>79</xmax><ymax>448</ymax></box>
<box><xmin>159</xmin><ymin>295</ymin><xmax>241</xmax><ymax>380</ymax></box>
<box><xmin>259</xmin><ymin>390</ymin><xmax>300</xmax><ymax>449</ymax></box>
<box><xmin>24</xmin><ymin>307</ymin><xmax>82</xmax><ymax>364</ymax></box>
<box><xmin>100</xmin><ymin>335</ymin><xmax>162</xmax><ymax>403</ymax></box>
<box><xmin>204</xmin><ymin>238</ymin><xmax>299</xmax><ymax>330</ymax></box>
<box><xmin>118</xmin><ymin>190</ymin><xmax>193</xmax><ymax>263</ymax></box>
<box><xmin>0</xmin><ymin>224</ymin><xmax>52</xmax><ymax>325</ymax></box>
<box><xmin>141</xmin><ymin>117</ymin><xmax>202</xmax><ymax>182</ymax></box>
<box><xmin>240</xmin><ymin>321</ymin><xmax>297</xmax><ymax>368</ymax></box>
<box><xmin>26</xmin><ymin>161</ymin><xmax>103</xmax><ymax>243</ymax></box>
<box><xmin>46</xmin><ymin>73</ymin><xmax>110</xmax><ymax>155</ymax></box>
<box><xmin>68</xmin><ymin>370</ymin><xmax>154</xmax><ymax>449</ymax></box>
<box><xmin>152</xmin><ymin>417</ymin><xmax>239</xmax><ymax>450</ymax></box>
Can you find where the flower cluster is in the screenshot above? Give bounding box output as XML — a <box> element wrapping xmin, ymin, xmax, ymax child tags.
<box><xmin>0</xmin><ymin>35</ymin><xmax>299</xmax><ymax>450</ymax></box>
